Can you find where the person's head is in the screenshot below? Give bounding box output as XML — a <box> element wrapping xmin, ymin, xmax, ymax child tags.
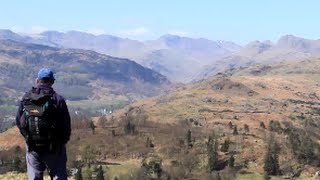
<box><xmin>36</xmin><ymin>68</ymin><xmax>55</xmax><ymax>86</ymax></box>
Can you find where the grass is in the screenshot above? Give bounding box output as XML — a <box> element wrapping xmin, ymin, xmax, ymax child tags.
<box><xmin>236</xmin><ymin>173</ymin><xmax>285</xmax><ymax>180</ymax></box>
<box><xmin>0</xmin><ymin>172</ymin><xmax>75</xmax><ymax>180</ymax></box>
<box><xmin>236</xmin><ymin>173</ymin><xmax>315</xmax><ymax>180</ymax></box>
<box><xmin>66</xmin><ymin>99</ymin><xmax>127</xmax><ymax>112</ymax></box>
<box><xmin>106</xmin><ymin>160</ymin><xmax>140</xmax><ymax>179</ymax></box>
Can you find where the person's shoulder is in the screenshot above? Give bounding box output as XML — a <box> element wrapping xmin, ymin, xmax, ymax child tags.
<box><xmin>53</xmin><ymin>91</ymin><xmax>66</xmax><ymax>103</ymax></box>
<box><xmin>21</xmin><ymin>88</ymin><xmax>34</xmax><ymax>100</ymax></box>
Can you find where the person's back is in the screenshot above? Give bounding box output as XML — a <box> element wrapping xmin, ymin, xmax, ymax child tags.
<box><xmin>16</xmin><ymin>68</ymin><xmax>71</xmax><ymax>180</ymax></box>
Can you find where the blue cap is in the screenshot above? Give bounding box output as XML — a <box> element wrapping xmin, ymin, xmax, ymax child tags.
<box><xmin>37</xmin><ymin>68</ymin><xmax>55</xmax><ymax>80</ymax></box>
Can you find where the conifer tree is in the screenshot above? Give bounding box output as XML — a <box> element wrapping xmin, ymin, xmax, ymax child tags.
<box><xmin>75</xmin><ymin>167</ymin><xmax>83</xmax><ymax>180</ymax></box>
<box><xmin>220</xmin><ymin>138</ymin><xmax>230</xmax><ymax>153</ymax></box>
<box><xmin>186</xmin><ymin>129</ymin><xmax>193</xmax><ymax>148</ymax></box>
<box><xmin>124</xmin><ymin>121</ymin><xmax>136</xmax><ymax>135</ymax></box>
<box><xmin>263</xmin><ymin>134</ymin><xmax>280</xmax><ymax>176</ymax></box>
<box><xmin>228</xmin><ymin>121</ymin><xmax>233</xmax><ymax>129</ymax></box>
<box><xmin>96</xmin><ymin>166</ymin><xmax>105</xmax><ymax>180</ymax></box>
<box><xmin>228</xmin><ymin>154</ymin><xmax>235</xmax><ymax>168</ymax></box>
<box><xmin>207</xmin><ymin>134</ymin><xmax>219</xmax><ymax>171</ymax></box>
<box><xmin>260</xmin><ymin>121</ymin><xmax>266</xmax><ymax>129</ymax></box>
<box><xmin>89</xmin><ymin>120</ymin><xmax>96</xmax><ymax>134</ymax></box>
<box><xmin>233</xmin><ymin>125</ymin><xmax>238</xmax><ymax>135</ymax></box>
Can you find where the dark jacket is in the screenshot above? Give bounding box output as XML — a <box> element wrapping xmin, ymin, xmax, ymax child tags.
<box><xmin>16</xmin><ymin>84</ymin><xmax>71</xmax><ymax>144</ymax></box>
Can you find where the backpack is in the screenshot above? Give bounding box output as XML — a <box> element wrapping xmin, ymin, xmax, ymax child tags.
<box><xmin>20</xmin><ymin>87</ymin><xmax>58</xmax><ymax>151</ymax></box>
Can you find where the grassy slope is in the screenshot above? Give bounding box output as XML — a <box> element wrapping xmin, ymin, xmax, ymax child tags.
<box><xmin>1</xmin><ymin>59</ymin><xmax>320</xmax><ymax>179</ymax></box>
<box><xmin>110</xmin><ymin>58</ymin><xmax>320</xmax><ymax>177</ymax></box>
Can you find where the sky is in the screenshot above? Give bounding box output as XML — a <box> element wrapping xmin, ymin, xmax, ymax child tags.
<box><xmin>0</xmin><ymin>0</ymin><xmax>319</xmax><ymax>44</ymax></box>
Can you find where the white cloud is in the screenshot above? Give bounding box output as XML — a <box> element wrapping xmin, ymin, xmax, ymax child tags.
<box><xmin>118</xmin><ymin>27</ymin><xmax>149</xmax><ymax>36</ymax></box>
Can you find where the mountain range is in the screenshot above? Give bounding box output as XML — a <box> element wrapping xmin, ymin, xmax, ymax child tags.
<box><xmin>0</xmin><ymin>30</ymin><xmax>241</xmax><ymax>82</ymax></box>
<box><xmin>2</xmin><ymin>30</ymin><xmax>320</xmax><ymax>83</ymax></box>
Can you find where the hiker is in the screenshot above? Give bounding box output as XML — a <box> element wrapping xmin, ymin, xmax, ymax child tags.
<box><xmin>16</xmin><ymin>68</ymin><xmax>71</xmax><ymax>180</ymax></box>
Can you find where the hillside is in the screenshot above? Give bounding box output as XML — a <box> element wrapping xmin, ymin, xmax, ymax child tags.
<box><xmin>122</xmin><ymin>58</ymin><xmax>320</xmax><ymax>124</ymax></box>
<box><xmin>108</xmin><ymin>58</ymin><xmax>320</xmax><ymax>178</ymax></box>
<box><xmin>0</xmin><ymin>39</ymin><xmax>170</xmax><ymax>121</ymax></box>
<box><xmin>1</xmin><ymin>59</ymin><xmax>320</xmax><ymax>179</ymax></box>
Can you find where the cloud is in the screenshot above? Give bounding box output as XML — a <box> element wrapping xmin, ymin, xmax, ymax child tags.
<box><xmin>118</xmin><ymin>27</ymin><xmax>149</xmax><ymax>36</ymax></box>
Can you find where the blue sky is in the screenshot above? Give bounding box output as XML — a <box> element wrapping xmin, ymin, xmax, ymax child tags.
<box><xmin>0</xmin><ymin>0</ymin><xmax>319</xmax><ymax>44</ymax></box>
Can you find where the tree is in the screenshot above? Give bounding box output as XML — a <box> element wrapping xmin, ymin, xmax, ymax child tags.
<box><xmin>263</xmin><ymin>135</ymin><xmax>280</xmax><ymax>176</ymax></box>
<box><xmin>124</xmin><ymin>120</ymin><xmax>136</xmax><ymax>135</ymax></box>
<box><xmin>89</xmin><ymin>120</ymin><xmax>96</xmax><ymax>134</ymax></box>
<box><xmin>82</xmin><ymin>145</ymin><xmax>95</xmax><ymax>167</ymax></box>
<box><xmin>186</xmin><ymin>129</ymin><xmax>193</xmax><ymax>148</ymax></box>
<box><xmin>146</xmin><ymin>137</ymin><xmax>154</xmax><ymax>148</ymax></box>
<box><xmin>288</xmin><ymin>130</ymin><xmax>318</xmax><ymax>165</ymax></box>
<box><xmin>75</xmin><ymin>168</ymin><xmax>83</xmax><ymax>180</ymax></box>
<box><xmin>142</xmin><ymin>158</ymin><xmax>163</xmax><ymax>179</ymax></box>
<box><xmin>244</xmin><ymin>124</ymin><xmax>249</xmax><ymax>133</ymax></box>
<box><xmin>220</xmin><ymin>138</ymin><xmax>230</xmax><ymax>153</ymax></box>
<box><xmin>228</xmin><ymin>121</ymin><xmax>233</xmax><ymax>129</ymax></box>
<box><xmin>233</xmin><ymin>125</ymin><xmax>238</xmax><ymax>135</ymax></box>
<box><xmin>207</xmin><ymin>134</ymin><xmax>219</xmax><ymax>172</ymax></box>
<box><xmin>96</xmin><ymin>166</ymin><xmax>105</xmax><ymax>180</ymax></box>
<box><xmin>111</xmin><ymin>130</ymin><xmax>116</xmax><ymax>137</ymax></box>
<box><xmin>269</xmin><ymin>120</ymin><xmax>282</xmax><ymax>133</ymax></box>
<box><xmin>228</xmin><ymin>154</ymin><xmax>235</xmax><ymax>168</ymax></box>
<box><xmin>260</xmin><ymin>121</ymin><xmax>266</xmax><ymax>129</ymax></box>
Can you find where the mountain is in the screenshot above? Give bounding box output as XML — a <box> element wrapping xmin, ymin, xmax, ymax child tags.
<box><xmin>0</xmin><ymin>30</ymin><xmax>241</xmax><ymax>82</ymax></box>
<box><xmin>40</xmin><ymin>31</ymin><xmax>148</xmax><ymax>59</ymax></box>
<box><xmin>0</xmin><ymin>39</ymin><xmax>170</xmax><ymax>108</ymax></box>
<box><xmin>141</xmin><ymin>35</ymin><xmax>241</xmax><ymax>82</ymax></box>
<box><xmin>3</xmin><ymin>30</ymin><xmax>320</xmax><ymax>83</ymax></box>
<box><xmin>276</xmin><ymin>35</ymin><xmax>320</xmax><ymax>52</ymax></box>
<box><xmin>194</xmin><ymin>35</ymin><xmax>320</xmax><ymax>80</ymax></box>
<box><xmin>0</xmin><ymin>30</ymin><xmax>27</xmax><ymax>41</ymax></box>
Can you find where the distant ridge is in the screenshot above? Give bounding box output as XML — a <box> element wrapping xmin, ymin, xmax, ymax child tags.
<box><xmin>1</xmin><ymin>29</ymin><xmax>320</xmax><ymax>82</ymax></box>
<box><xmin>0</xmin><ymin>29</ymin><xmax>241</xmax><ymax>82</ymax></box>
<box><xmin>0</xmin><ymin>39</ymin><xmax>170</xmax><ymax>104</ymax></box>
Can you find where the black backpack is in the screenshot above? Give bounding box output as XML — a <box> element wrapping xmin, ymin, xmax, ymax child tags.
<box><xmin>20</xmin><ymin>87</ymin><xmax>58</xmax><ymax>151</ymax></box>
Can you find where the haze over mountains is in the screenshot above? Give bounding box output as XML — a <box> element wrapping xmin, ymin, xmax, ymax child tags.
<box><xmin>1</xmin><ymin>29</ymin><xmax>320</xmax><ymax>83</ymax></box>
<box><xmin>0</xmin><ymin>29</ymin><xmax>239</xmax><ymax>82</ymax></box>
